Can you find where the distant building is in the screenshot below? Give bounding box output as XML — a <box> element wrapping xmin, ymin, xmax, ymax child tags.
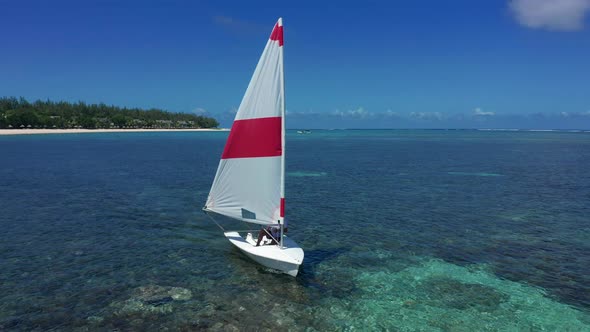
<box><xmin>156</xmin><ymin>120</ymin><xmax>173</xmax><ymax>128</ymax></box>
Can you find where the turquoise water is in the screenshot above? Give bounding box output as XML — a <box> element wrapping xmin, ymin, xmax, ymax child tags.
<box><xmin>1</xmin><ymin>130</ymin><xmax>589</xmax><ymax>330</ymax></box>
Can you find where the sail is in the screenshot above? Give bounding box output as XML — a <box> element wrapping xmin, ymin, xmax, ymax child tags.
<box><xmin>205</xmin><ymin>18</ymin><xmax>285</xmax><ymax>226</ymax></box>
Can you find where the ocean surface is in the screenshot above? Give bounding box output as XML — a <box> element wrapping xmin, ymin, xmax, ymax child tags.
<box><xmin>1</xmin><ymin>130</ymin><xmax>589</xmax><ymax>331</ymax></box>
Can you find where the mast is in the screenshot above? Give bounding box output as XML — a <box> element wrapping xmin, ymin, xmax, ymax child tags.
<box><xmin>279</xmin><ymin>17</ymin><xmax>285</xmax><ymax>249</ymax></box>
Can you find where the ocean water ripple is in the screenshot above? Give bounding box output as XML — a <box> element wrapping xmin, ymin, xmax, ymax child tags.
<box><xmin>0</xmin><ymin>130</ymin><xmax>589</xmax><ymax>330</ymax></box>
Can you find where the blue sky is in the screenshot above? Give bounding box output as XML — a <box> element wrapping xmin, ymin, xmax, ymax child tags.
<box><xmin>1</xmin><ymin>0</ymin><xmax>589</xmax><ymax>129</ymax></box>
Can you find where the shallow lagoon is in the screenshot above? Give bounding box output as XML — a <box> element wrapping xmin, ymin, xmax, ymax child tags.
<box><xmin>1</xmin><ymin>130</ymin><xmax>589</xmax><ymax>330</ymax></box>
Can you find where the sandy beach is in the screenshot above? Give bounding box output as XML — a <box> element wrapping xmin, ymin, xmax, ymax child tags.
<box><xmin>0</xmin><ymin>128</ymin><xmax>228</xmax><ymax>136</ymax></box>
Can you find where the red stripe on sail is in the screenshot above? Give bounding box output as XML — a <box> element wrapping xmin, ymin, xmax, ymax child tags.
<box><xmin>270</xmin><ymin>23</ymin><xmax>283</xmax><ymax>46</ymax></box>
<box><xmin>222</xmin><ymin>117</ymin><xmax>282</xmax><ymax>159</ymax></box>
<box><xmin>280</xmin><ymin>198</ymin><xmax>285</xmax><ymax>217</ymax></box>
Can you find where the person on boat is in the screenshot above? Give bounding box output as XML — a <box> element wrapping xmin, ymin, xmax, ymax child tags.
<box><xmin>256</xmin><ymin>219</ymin><xmax>288</xmax><ymax>246</ymax></box>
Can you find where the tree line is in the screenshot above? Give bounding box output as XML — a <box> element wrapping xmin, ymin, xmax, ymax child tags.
<box><xmin>0</xmin><ymin>97</ymin><xmax>219</xmax><ymax>129</ymax></box>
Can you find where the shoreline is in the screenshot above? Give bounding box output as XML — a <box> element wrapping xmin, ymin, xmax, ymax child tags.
<box><xmin>0</xmin><ymin>128</ymin><xmax>228</xmax><ymax>136</ymax></box>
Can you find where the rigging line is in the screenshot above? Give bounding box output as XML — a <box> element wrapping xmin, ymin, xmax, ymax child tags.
<box><xmin>205</xmin><ymin>212</ymin><xmax>226</xmax><ymax>232</ymax></box>
<box><xmin>263</xmin><ymin>227</ymin><xmax>280</xmax><ymax>244</ymax></box>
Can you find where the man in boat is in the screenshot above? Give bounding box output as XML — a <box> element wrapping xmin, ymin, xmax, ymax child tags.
<box><xmin>256</xmin><ymin>219</ymin><xmax>288</xmax><ymax>246</ymax></box>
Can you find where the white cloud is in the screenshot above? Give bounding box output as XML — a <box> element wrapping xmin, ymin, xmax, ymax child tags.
<box><xmin>191</xmin><ymin>107</ymin><xmax>207</xmax><ymax>115</ymax></box>
<box><xmin>213</xmin><ymin>15</ymin><xmax>234</xmax><ymax>26</ymax></box>
<box><xmin>348</xmin><ymin>107</ymin><xmax>370</xmax><ymax>118</ymax></box>
<box><xmin>286</xmin><ymin>110</ymin><xmax>323</xmax><ymax>118</ymax></box>
<box><xmin>288</xmin><ymin>108</ymin><xmax>405</xmax><ymax>120</ymax></box>
<box><xmin>559</xmin><ymin>110</ymin><xmax>590</xmax><ymax>117</ymax></box>
<box><xmin>383</xmin><ymin>109</ymin><xmax>399</xmax><ymax>118</ymax></box>
<box><xmin>409</xmin><ymin>112</ymin><xmax>444</xmax><ymax>121</ymax></box>
<box><xmin>212</xmin><ymin>15</ymin><xmax>267</xmax><ymax>35</ymax></box>
<box><xmin>473</xmin><ymin>107</ymin><xmax>495</xmax><ymax>116</ymax></box>
<box><xmin>509</xmin><ymin>0</ymin><xmax>590</xmax><ymax>31</ymax></box>
<box><xmin>331</xmin><ymin>107</ymin><xmax>373</xmax><ymax>119</ymax></box>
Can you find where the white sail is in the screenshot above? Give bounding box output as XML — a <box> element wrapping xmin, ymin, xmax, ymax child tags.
<box><xmin>205</xmin><ymin>18</ymin><xmax>285</xmax><ymax>226</ymax></box>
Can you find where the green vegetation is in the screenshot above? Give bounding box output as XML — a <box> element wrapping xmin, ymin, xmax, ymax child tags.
<box><xmin>0</xmin><ymin>97</ymin><xmax>219</xmax><ymax>129</ymax></box>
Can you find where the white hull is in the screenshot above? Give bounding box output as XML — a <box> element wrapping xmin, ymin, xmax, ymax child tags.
<box><xmin>224</xmin><ymin>231</ymin><xmax>304</xmax><ymax>277</ymax></box>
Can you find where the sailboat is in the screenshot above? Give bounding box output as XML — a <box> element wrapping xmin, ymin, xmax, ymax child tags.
<box><xmin>203</xmin><ymin>18</ymin><xmax>304</xmax><ymax>277</ymax></box>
